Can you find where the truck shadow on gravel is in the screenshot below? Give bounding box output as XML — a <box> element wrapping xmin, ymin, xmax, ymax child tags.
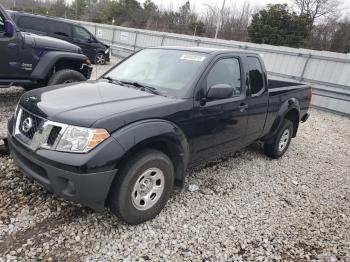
<box><xmin>184</xmin><ymin>143</ymin><xmax>266</xmax><ymax>194</ymax></box>
<box><xmin>0</xmin><ymin>205</ymin><xmax>90</xmax><ymax>256</ymax></box>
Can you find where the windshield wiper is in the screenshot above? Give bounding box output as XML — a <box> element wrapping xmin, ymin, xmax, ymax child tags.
<box><xmin>120</xmin><ymin>80</ymin><xmax>161</xmax><ymax>95</ymax></box>
<box><xmin>102</xmin><ymin>76</ymin><xmax>125</xmax><ymax>86</ymax></box>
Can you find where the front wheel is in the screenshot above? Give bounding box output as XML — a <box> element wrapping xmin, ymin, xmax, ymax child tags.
<box><xmin>48</xmin><ymin>69</ymin><xmax>86</xmax><ymax>86</ymax></box>
<box><xmin>95</xmin><ymin>53</ymin><xmax>107</xmax><ymax>65</ymax></box>
<box><xmin>108</xmin><ymin>149</ymin><xmax>175</xmax><ymax>225</ymax></box>
<box><xmin>264</xmin><ymin>119</ymin><xmax>293</xmax><ymax>159</ymax></box>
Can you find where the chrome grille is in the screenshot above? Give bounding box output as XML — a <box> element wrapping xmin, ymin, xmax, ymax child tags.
<box><xmin>19</xmin><ymin>110</ymin><xmax>43</xmax><ymax>140</ymax></box>
<box><xmin>47</xmin><ymin>126</ymin><xmax>62</xmax><ymax>146</ymax></box>
<box><xmin>14</xmin><ymin>107</ymin><xmax>68</xmax><ymax>151</ymax></box>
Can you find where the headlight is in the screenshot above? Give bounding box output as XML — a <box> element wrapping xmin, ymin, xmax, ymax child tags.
<box><xmin>105</xmin><ymin>48</ymin><xmax>110</xmax><ymax>54</ymax></box>
<box><xmin>56</xmin><ymin>126</ymin><xmax>109</xmax><ymax>153</ymax></box>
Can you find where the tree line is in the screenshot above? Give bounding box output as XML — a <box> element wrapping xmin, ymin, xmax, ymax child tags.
<box><xmin>0</xmin><ymin>0</ymin><xmax>349</xmax><ymax>53</ymax></box>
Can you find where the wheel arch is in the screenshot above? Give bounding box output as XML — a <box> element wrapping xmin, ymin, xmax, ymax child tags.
<box><xmin>111</xmin><ymin>120</ymin><xmax>190</xmax><ymax>188</ymax></box>
<box><xmin>264</xmin><ymin>98</ymin><xmax>301</xmax><ymax>143</ymax></box>
<box><xmin>31</xmin><ymin>51</ymin><xmax>89</xmax><ymax>81</ymax></box>
<box><xmin>284</xmin><ymin>108</ymin><xmax>300</xmax><ymax>137</ymax></box>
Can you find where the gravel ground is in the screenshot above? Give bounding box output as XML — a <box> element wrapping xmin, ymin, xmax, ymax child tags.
<box><xmin>0</xmin><ymin>60</ymin><xmax>350</xmax><ymax>261</ymax></box>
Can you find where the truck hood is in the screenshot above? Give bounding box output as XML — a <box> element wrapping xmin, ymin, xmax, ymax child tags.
<box><xmin>20</xmin><ymin>80</ymin><xmax>186</xmax><ymax>132</ymax></box>
<box><xmin>22</xmin><ymin>32</ymin><xmax>81</xmax><ymax>53</ymax></box>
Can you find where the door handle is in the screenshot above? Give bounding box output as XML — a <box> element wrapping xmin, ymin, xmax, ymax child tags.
<box><xmin>239</xmin><ymin>103</ymin><xmax>248</xmax><ymax>112</ymax></box>
<box><xmin>8</xmin><ymin>43</ymin><xmax>18</xmax><ymax>49</ymax></box>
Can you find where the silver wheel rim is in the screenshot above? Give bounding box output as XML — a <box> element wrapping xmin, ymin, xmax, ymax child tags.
<box><xmin>278</xmin><ymin>129</ymin><xmax>290</xmax><ymax>152</ymax></box>
<box><xmin>132</xmin><ymin>168</ymin><xmax>165</xmax><ymax>211</ymax></box>
<box><xmin>96</xmin><ymin>54</ymin><xmax>105</xmax><ymax>65</ymax></box>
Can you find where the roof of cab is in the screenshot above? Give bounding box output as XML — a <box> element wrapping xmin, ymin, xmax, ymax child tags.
<box><xmin>151</xmin><ymin>46</ymin><xmax>259</xmax><ymax>56</ymax></box>
<box><xmin>7</xmin><ymin>10</ymin><xmax>80</xmax><ymax>26</ymax></box>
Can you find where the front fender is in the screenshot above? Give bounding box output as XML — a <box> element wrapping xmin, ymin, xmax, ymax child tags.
<box><xmin>31</xmin><ymin>51</ymin><xmax>88</xmax><ymax>80</ymax></box>
<box><xmin>111</xmin><ymin>119</ymin><xmax>190</xmax><ymax>186</ymax></box>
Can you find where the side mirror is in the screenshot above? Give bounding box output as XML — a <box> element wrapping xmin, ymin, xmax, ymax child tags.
<box><xmin>5</xmin><ymin>20</ymin><xmax>15</xmax><ymax>37</ymax></box>
<box><xmin>206</xmin><ymin>84</ymin><xmax>234</xmax><ymax>100</ymax></box>
<box><xmin>88</xmin><ymin>36</ymin><xmax>97</xmax><ymax>43</ymax></box>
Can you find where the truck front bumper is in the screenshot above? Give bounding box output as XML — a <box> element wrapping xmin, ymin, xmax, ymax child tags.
<box><xmin>7</xmin><ymin>132</ymin><xmax>118</xmax><ymax>211</ymax></box>
<box><xmin>82</xmin><ymin>64</ymin><xmax>93</xmax><ymax>80</ymax></box>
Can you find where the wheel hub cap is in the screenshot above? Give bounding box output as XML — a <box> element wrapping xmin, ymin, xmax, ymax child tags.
<box><xmin>96</xmin><ymin>55</ymin><xmax>105</xmax><ymax>65</ymax></box>
<box><xmin>132</xmin><ymin>168</ymin><xmax>165</xmax><ymax>211</ymax></box>
<box><xmin>278</xmin><ymin>129</ymin><xmax>290</xmax><ymax>152</ymax></box>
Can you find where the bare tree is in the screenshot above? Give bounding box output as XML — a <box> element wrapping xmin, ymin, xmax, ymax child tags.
<box><xmin>294</xmin><ymin>0</ymin><xmax>340</xmax><ymax>24</ymax></box>
<box><xmin>201</xmin><ymin>4</ymin><xmax>219</xmax><ymax>37</ymax></box>
<box><xmin>201</xmin><ymin>1</ymin><xmax>253</xmax><ymax>40</ymax></box>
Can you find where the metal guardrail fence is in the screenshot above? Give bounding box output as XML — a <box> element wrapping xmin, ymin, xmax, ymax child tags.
<box><xmin>75</xmin><ymin>20</ymin><xmax>350</xmax><ymax>116</ymax></box>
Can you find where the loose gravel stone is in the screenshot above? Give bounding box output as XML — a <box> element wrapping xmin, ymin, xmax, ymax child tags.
<box><xmin>0</xmin><ymin>58</ymin><xmax>349</xmax><ymax>260</ymax></box>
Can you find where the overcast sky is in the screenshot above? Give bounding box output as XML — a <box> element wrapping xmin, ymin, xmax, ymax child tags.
<box><xmin>65</xmin><ymin>0</ymin><xmax>350</xmax><ymax>16</ymax></box>
<box><xmin>125</xmin><ymin>0</ymin><xmax>349</xmax><ymax>13</ymax></box>
<box><xmin>139</xmin><ymin>0</ymin><xmax>291</xmax><ymax>12</ymax></box>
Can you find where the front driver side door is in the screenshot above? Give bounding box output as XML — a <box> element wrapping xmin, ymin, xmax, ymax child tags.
<box><xmin>0</xmin><ymin>12</ymin><xmax>20</xmax><ymax>80</ymax></box>
<box><xmin>72</xmin><ymin>26</ymin><xmax>96</xmax><ymax>60</ymax></box>
<box><xmin>191</xmin><ymin>56</ymin><xmax>249</xmax><ymax>165</ymax></box>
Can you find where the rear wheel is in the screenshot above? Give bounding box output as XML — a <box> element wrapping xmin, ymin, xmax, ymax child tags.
<box><xmin>108</xmin><ymin>149</ymin><xmax>175</xmax><ymax>225</ymax></box>
<box><xmin>264</xmin><ymin>119</ymin><xmax>293</xmax><ymax>158</ymax></box>
<box><xmin>48</xmin><ymin>69</ymin><xmax>86</xmax><ymax>86</ymax></box>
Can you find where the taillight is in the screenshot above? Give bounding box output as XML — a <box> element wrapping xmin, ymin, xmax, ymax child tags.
<box><xmin>307</xmin><ymin>88</ymin><xmax>313</xmax><ymax>108</ymax></box>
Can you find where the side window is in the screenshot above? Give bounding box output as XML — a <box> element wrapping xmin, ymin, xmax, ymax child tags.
<box><xmin>73</xmin><ymin>26</ymin><xmax>91</xmax><ymax>42</ymax></box>
<box><xmin>0</xmin><ymin>15</ymin><xmax>5</xmax><ymax>32</ymax></box>
<box><xmin>206</xmin><ymin>58</ymin><xmax>241</xmax><ymax>96</ymax></box>
<box><xmin>18</xmin><ymin>16</ymin><xmax>46</xmax><ymax>32</ymax></box>
<box><xmin>47</xmin><ymin>21</ymin><xmax>72</xmax><ymax>37</ymax></box>
<box><xmin>247</xmin><ymin>57</ymin><xmax>264</xmax><ymax>96</ymax></box>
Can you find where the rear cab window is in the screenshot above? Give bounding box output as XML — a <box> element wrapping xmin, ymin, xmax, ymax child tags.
<box><xmin>247</xmin><ymin>56</ymin><xmax>265</xmax><ymax>96</ymax></box>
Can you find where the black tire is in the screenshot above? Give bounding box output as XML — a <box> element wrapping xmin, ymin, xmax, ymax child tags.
<box><xmin>264</xmin><ymin>119</ymin><xmax>293</xmax><ymax>159</ymax></box>
<box><xmin>95</xmin><ymin>53</ymin><xmax>106</xmax><ymax>65</ymax></box>
<box><xmin>47</xmin><ymin>69</ymin><xmax>86</xmax><ymax>86</ymax></box>
<box><xmin>108</xmin><ymin>149</ymin><xmax>175</xmax><ymax>225</ymax></box>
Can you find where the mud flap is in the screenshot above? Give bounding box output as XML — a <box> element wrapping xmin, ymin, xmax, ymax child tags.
<box><xmin>0</xmin><ymin>138</ymin><xmax>10</xmax><ymax>156</ymax></box>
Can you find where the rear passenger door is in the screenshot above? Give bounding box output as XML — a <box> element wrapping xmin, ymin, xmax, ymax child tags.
<box><xmin>192</xmin><ymin>56</ymin><xmax>249</xmax><ymax>164</ymax></box>
<box><xmin>244</xmin><ymin>56</ymin><xmax>269</xmax><ymax>142</ymax></box>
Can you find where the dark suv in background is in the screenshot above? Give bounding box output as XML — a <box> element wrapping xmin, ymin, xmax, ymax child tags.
<box><xmin>8</xmin><ymin>11</ymin><xmax>110</xmax><ymax>65</ymax></box>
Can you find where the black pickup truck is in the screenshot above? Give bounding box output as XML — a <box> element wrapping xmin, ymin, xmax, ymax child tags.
<box><xmin>6</xmin><ymin>47</ymin><xmax>312</xmax><ymax>224</ymax></box>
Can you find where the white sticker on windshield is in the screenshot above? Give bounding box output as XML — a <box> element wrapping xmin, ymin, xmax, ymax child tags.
<box><xmin>180</xmin><ymin>54</ymin><xmax>206</xmax><ymax>62</ymax></box>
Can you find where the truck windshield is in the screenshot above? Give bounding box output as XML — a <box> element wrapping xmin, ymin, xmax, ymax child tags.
<box><xmin>105</xmin><ymin>49</ymin><xmax>208</xmax><ymax>97</ymax></box>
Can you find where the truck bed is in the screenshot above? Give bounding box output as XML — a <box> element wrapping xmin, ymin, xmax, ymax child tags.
<box><xmin>268</xmin><ymin>79</ymin><xmax>304</xmax><ymax>89</ymax></box>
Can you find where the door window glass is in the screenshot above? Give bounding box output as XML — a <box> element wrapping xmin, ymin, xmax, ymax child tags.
<box><xmin>18</xmin><ymin>16</ymin><xmax>46</xmax><ymax>32</ymax></box>
<box><xmin>47</xmin><ymin>21</ymin><xmax>72</xmax><ymax>37</ymax></box>
<box><xmin>0</xmin><ymin>15</ymin><xmax>5</xmax><ymax>32</ymax></box>
<box><xmin>73</xmin><ymin>26</ymin><xmax>91</xmax><ymax>42</ymax></box>
<box><xmin>247</xmin><ymin>57</ymin><xmax>264</xmax><ymax>95</ymax></box>
<box><xmin>206</xmin><ymin>58</ymin><xmax>241</xmax><ymax>96</ymax></box>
